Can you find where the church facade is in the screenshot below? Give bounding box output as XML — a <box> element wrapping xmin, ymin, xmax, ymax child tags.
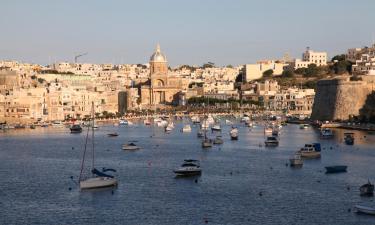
<box><xmin>140</xmin><ymin>44</ymin><xmax>188</xmax><ymax>108</ymax></box>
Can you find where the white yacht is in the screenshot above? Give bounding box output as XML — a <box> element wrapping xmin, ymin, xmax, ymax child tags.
<box><xmin>174</xmin><ymin>159</ymin><xmax>202</xmax><ymax>176</ymax></box>
<box><xmin>298</xmin><ymin>144</ymin><xmax>321</xmax><ymax>159</ymax></box>
<box><xmin>181</xmin><ymin>124</ymin><xmax>192</xmax><ymax>133</ymax></box>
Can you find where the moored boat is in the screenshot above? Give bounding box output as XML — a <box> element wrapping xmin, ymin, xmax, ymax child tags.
<box><xmin>360</xmin><ymin>181</ymin><xmax>374</xmax><ymax>196</ymax></box>
<box><xmin>213</xmin><ymin>135</ymin><xmax>224</xmax><ymax>145</ymax></box>
<box><xmin>320</xmin><ymin>128</ymin><xmax>334</xmax><ymax>138</ymax></box>
<box><xmin>298</xmin><ymin>143</ymin><xmax>321</xmax><ymax>159</ymax></box>
<box><xmin>107</xmin><ymin>132</ymin><xmax>119</xmax><ymax>137</ymax></box>
<box><xmin>70</xmin><ymin>124</ymin><xmax>83</xmax><ymax>133</ymax></box>
<box><xmin>289</xmin><ymin>153</ymin><xmax>303</xmax><ymax>167</ymax></box>
<box><xmin>173</xmin><ymin>159</ymin><xmax>202</xmax><ymax>176</ymax></box>
<box><xmin>122</xmin><ymin>142</ymin><xmax>140</xmax><ymax>150</ymax></box>
<box><xmin>181</xmin><ymin>124</ymin><xmax>192</xmax><ymax>133</ymax></box>
<box><xmin>230</xmin><ymin>127</ymin><xmax>239</xmax><ymax>140</ymax></box>
<box><xmin>355</xmin><ymin>204</ymin><xmax>375</xmax><ymax>215</ymax></box>
<box><xmin>211</xmin><ymin>124</ymin><xmax>221</xmax><ymax>132</ymax></box>
<box><xmin>325</xmin><ymin>165</ymin><xmax>347</xmax><ymax>174</ymax></box>
<box><xmin>264</xmin><ymin>136</ymin><xmax>279</xmax><ymax>147</ymax></box>
<box><xmin>344</xmin><ymin>132</ymin><xmax>355</xmax><ymax>145</ymax></box>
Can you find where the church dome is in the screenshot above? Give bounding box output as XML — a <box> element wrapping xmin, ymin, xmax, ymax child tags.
<box><xmin>150</xmin><ymin>44</ymin><xmax>167</xmax><ymax>62</ymax></box>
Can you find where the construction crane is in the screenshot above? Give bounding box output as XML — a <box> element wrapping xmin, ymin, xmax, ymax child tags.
<box><xmin>74</xmin><ymin>52</ymin><xmax>88</xmax><ymax>63</ymax></box>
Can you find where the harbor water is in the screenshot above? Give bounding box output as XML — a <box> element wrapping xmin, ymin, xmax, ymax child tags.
<box><xmin>1</xmin><ymin>121</ymin><xmax>375</xmax><ymax>225</ymax></box>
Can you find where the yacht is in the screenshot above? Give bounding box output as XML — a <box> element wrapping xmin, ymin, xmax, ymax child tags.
<box><xmin>173</xmin><ymin>159</ymin><xmax>202</xmax><ymax>176</ymax></box>
<box><xmin>211</xmin><ymin>124</ymin><xmax>221</xmax><ymax>132</ymax></box>
<box><xmin>181</xmin><ymin>124</ymin><xmax>192</xmax><ymax>133</ymax></box>
<box><xmin>264</xmin><ymin>136</ymin><xmax>279</xmax><ymax>147</ymax></box>
<box><xmin>79</xmin><ymin>102</ymin><xmax>118</xmax><ymax>190</ymax></box>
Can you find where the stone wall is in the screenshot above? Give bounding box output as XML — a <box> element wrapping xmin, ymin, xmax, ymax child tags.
<box><xmin>311</xmin><ymin>76</ymin><xmax>375</xmax><ymax>121</ymax></box>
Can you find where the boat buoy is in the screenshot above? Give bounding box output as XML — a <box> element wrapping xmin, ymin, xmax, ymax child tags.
<box><xmin>259</xmin><ymin>192</ymin><xmax>263</xmax><ymax>196</ymax></box>
<box><xmin>285</xmin><ymin>163</ymin><xmax>288</xmax><ymax>167</ymax></box>
<box><xmin>347</xmin><ymin>186</ymin><xmax>350</xmax><ymax>191</ymax></box>
<box><xmin>317</xmin><ymin>180</ymin><xmax>321</xmax><ymax>183</ymax></box>
<box><xmin>72</xmin><ymin>147</ymin><xmax>74</xmax><ymax>150</ymax></box>
<box><xmin>111</xmin><ymin>190</ymin><xmax>114</xmax><ymax>195</ymax></box>
<box><xmin>348</xmin><ymin>208</ymin><xmax>351</xmax><ymax>212</ymax></box>
<box><xmin>68</xmin><ymin>187</ymin><xmax>72</xmax><ymax>191</ymax></box>
<box><xmin>195</xmin><ymin>179</ymin><xmax>198</xmax><ymax>183</ymax></box>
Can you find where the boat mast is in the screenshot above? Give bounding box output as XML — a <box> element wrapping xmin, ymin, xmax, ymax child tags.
<box><xmin>91</xmin><ymin>101</ymin><xmax>95</xmax><ymax>171</ymax></box>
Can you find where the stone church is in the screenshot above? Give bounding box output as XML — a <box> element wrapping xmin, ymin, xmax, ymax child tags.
<box><xmin>140</xmin><ymin>44</ymin><xmax>187</xmax><ymax>108</ymax></box>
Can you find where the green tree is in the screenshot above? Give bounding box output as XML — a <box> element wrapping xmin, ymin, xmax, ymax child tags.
<box><xmin>304</xmin><ymin>64</ymin><xmax>319</xmax><ymax>77</ymax></box>
<box><xmin>262</xmin><ymin>69</ymin><xmax>274</xmax><ymax>78</ymax></box>
<box><xmin>281</xmin><ymin>70</ymin><xmax>294</xmax><ymax>78</ymax></box>
<box><xmin>331</xmin><ymin>54</ymin><xmax>346</xmax><ymax>62</ymax></box>
<box><xmin>294</xmin><ymin>68</ymin><xmax>306</xmax><ymax>75</ymax></box>
<box><xmin>226</xmin><ymin>64</ymin><xmax>233</xmax><ymax>68</ymax></box>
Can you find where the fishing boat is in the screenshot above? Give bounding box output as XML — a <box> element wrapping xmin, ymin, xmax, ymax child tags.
<box><xmin>360</xmin><ymin>181</ymin><xmax>374</xmax><ymax>196</ymax></box>
<box><xmin>181</xmin><ymin>124</ymin><xmax>192</xmax><ymax>133</ymax></box>
<box><xmin>320</xmin><ymin>128</ymin><xmax>334</xmax><ymax>138</ymax></box>
<box><xmin>122</xmin><ymin>142</ymin><xmax>141</xmax><ymax>150</ymax></box>
<box><xmin>325</xmin><ymin>165</ymin><xmax>347</xmax><ymax>174</ymax></box>
<box><xmin>298</xmin><ymin>143</ymin><xmax>321</xmax><ymax>159</ymax></box>
<box><xmin>344</xmin><ymin>132</ymin><xmax>354</xmax><ymax>145</ymax></box>
<box><xmin>173</xmin><ymin>159</ymin><xmax>202</xmax><ymax>176</ymax></box>
<box><xmin>230</xmin><ymin>127</ymin><xmax>239</xmax><ymax>140</ymax></box>
<box><xmin>264</xmin><ymin>136</ymin><xmax>279</xmax><ymax>147</ymax></box>
<box><xmin>213</xmin><ymin>136</ymin><xmax>224</xmax><ymax>145</ymax></box>
<box><xmin>211</xmin><ymin>124</ymin><xmax>221</xmax><ymax>132</ymax></box>
<box><xmin>355</xmin><ymin>204</ymin><xmax>375</xmax><ymax>215</ymax></box>
<box><xmin>107</xmin><ymin>132</ymin><xmax>119</xmax><ymax>137</ymax></box>
<box><xmin>70</xmin><ymin>124</ymin><xmax>83</xmax><ymax>133</ymax></box>
<box><xmin>79</xmin><ymin>102</ymin><xmax>118</xmax><ymax>190</ymax></box>
<box><xmin>289</xmin><ymin>153</ymin><xmax>303</xmax><ymax>167</ymax></box>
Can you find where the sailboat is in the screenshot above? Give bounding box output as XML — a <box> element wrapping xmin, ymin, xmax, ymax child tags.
<box><xmin>79</xmin><ymin>102</ymin><xmax>118</xmax><ymax>190</ymax></box>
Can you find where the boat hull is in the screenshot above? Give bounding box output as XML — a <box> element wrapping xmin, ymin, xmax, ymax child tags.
<box><xmin>325</xmin><ymin>166</ymin><xmax>347</xmax><ymax>174</ymax></box>
<box><xmin>355</xmin><ymin>205</ymin><xmax>375</xmax><ymax>215</ymax></box>
<box><xmin>80</xmin><ymin>177</ymin><xmax>118</xmax><ymax>189</ymax></box>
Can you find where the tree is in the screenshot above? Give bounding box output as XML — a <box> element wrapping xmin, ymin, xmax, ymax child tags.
<box><xmin>304</xmin><ymin>64</ymin><xmax>319</xmax><ymax>77</ymax></box>
<box><xmin>294</xmin><ymin>68</ymin><xmax>306</xmax><ymax>75</ymax></box>
<box><xmin>262</xmin><ymin>69</ymin><xmax>274</xmax><ymax>78</ymax></box>
<box><xmin>226</xmin><ymin>65</ymin><xmax>234</xmax><ymax>68</ymax></box>
<box><xmin>281</xmin><ymin>70</ymin><xmax>294</xmax><ymax>78</ymax></box>
<box><xmin>331</xmin><ymin>54</ymin><xmax>346</xmax><ymax>62</ymax></box>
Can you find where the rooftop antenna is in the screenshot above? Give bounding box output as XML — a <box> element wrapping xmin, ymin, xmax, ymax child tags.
<box><xmin>74</xmin><ymin>52</ymin><xmax>88</xmax><ymax>63</ymax></box>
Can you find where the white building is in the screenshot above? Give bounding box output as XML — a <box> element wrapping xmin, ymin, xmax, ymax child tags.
<box><xmin>243</xmin><ymin>60</ymin><xmax>286</xmax><ymax>82</ymax></box>
<box><xmin>292</xmin><ymin>48</ymin><xmax>327</xmax><ymax>69</ymax></box>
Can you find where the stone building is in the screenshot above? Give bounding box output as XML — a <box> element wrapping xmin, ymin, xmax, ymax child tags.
<box><xmin>311</xmin><ymin>76</ymin><xmax>375</xmax><ymax>121</ymax></box>
<box><xmin>140</xmin><ymin>44</ymin><xmax>188</xmax><ymax>108</ymax></box>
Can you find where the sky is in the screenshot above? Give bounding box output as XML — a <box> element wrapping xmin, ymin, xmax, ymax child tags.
<box><xmin>0</xmin><ymin>0</ymin><xmax>374</xmax><ymax>67</ymax></box>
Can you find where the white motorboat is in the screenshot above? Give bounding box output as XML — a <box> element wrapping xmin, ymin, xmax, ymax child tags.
<box><xmin>225</xmin><ymin>119</ymin><xmax>233</xmax><ymax>125</ymax></box>
<box><xmin>157</xmin><ymin>120</ymin><xmax>168</xmax><ymax>127</ymax></box>
<box><xmin>165</xmin><ymin>122</ymin><xmax>174</xmax><ymax>132</ymax></box>
<box><xmin>119</xmin><ymin>119</ymin><xmax>128</xmax><ymax>125</ymax></box>
<box><xmin>202</xmin><ymin>131</ymin><xmax>213</xmax><ymax>148</ymax></box>
<box><xmin>122</xmin><ymin>142</ymin><xmax>140</xmax><ymax>150</ymax></box>
<box><xmin>264</xmin><ymin>136</ymin><xmax>279</xmax><ymax>147</ymax></box>
<box><xmin>174</xmin><ymin>159</ymin><xmax>202</xmax><ymax>176</ymax></box>
<box><xmin>79</xmin><ymin>102</ymin><xmax>117</xmax><ymax>190</ymax></box>
<box><xmin>230</xmin><ymin>127</ymin><xmax>239</xmax><ymax>140</ymax></box>
<box><xmin>80</xmin><ymin>177</ymin><xmax>118</xmax><ymax>189</ymax></box>
<box><xmin>264</xmin><ymin>126</ymin><xmax>273</xmax><ymax>134</ymax></box>
<box><xmin>51</xmin><ymin>120</ymin><xmax>64</xmax><ymax>127</ymax></box>
<box><xmin>355</xmin><ymin>204</ymin><xmax>375</xmax><ymax>215</ymax></box>
<box><xmin>240</xmin><ymin>116</ymin><xmax>250</xmax><ymax>123</ymax></box>
<box><xmin>211</xmin><ymin>124</ymin><xmax>221</xmax><ymax>132</ymax></box>
<box><xmin>289</xmin><ymin>153</ymin><xmax>303</xmax><ymax>167</ymax></box>
<box><xmin>181</xmin><ymin>124</ymin><xmax>192</xmax><ymax>133</ymax></box>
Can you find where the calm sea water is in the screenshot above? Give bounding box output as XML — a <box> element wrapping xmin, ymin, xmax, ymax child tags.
<box><xmin>1</xmin><ymin>120</ymin><xmax>375</xmax><ymax>225</ymax></box>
